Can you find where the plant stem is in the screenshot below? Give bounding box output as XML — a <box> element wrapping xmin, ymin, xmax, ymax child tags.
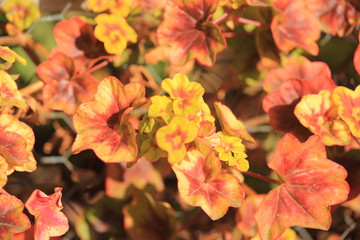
<box><xmin>242</xmin><ymin>170</ymin><xmax>282</xmax><ymax>185</ymax></box>
<box><xmin>212</xmin><ymin>12</ymin><xmax>229</xmax><ymax>24</ymax></box>
<box><xmin>20</xmin><ymin>80</ymin><xmax>44</xmax><ymax>96</ymax></box>
<box><xmin>235</xmin><ymin>17</ymin><xmax>262</xmax><ymax>27</ymax></box>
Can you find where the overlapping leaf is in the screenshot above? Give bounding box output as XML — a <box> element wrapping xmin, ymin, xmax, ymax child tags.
<box><xmin>0</xmin><ymin>189</ymin><xmax>31</xmax><ymax>240</ymax></box>
<box><xmin>72</xmin><ymin>76</ymin><xmax>147</xmax><ymax>163</ymax></box>
<box><xmin>271</xmin><ymin>0</ymin><xmax>320</xmax><ymax>55</ymax></box>
<box><xmin>332</xmin><ymin>85</ymin><xmax>360</xmax><ymax>138</ymax></box>
<box><xmin>255</xmin><ymin>134</ymin><xmax>349</xmax><ymax>240</ymax></box>
<box><xmin>36</xmin><ymin>53</ymin><xmax>99</xmax><ymax>114</ymax></box>
<box><xmin>157</xmin><ymin>0</ymin><xmax>226</xmax><ymax>66</ymax></box>
<box><xmin>263</xmin><ymin>56</ymin><xmax>332</xmax><ymax>92</ymax></box>
<box><xmin>0</xmin><ymin>114</ymin><xmax>36</xmax><ymax>186</ymax></box>
<box><xmin>25</xmin><ymin>188</ymin><xmax>69</xmax><ymax>240</ymax></box>
<box><xmin>172</xmin><ymin>149</ymin><xmax>244</xmax><ymax>220</ymax></box>
<box><xmin>294</xmin><ymin>90</ymin><xmax>351</xmax><ymax>146</ymax></box>
<box><xmin>0</xmin><ymin>70</ymin><xmax>26</xmax><ymax>109</ymax></box>
<box><xmin>51</xmin><ymin>16</ymin><xmax>107</xmax><ymax>67</ymax></box>
<box><xmin>214</xmin><ymin>101</ymin><xmax>255</xmax><ymax>143</ymax></box>
<box><xmin>94</xmin><ymin>13</ymin><xmax>138</xmax><ymax>55</ymax></box>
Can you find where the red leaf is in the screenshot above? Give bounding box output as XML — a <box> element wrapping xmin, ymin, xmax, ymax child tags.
<box><xmin>255</xmin><ymin>134</ymin><xmax>349</xmax><ymax>240</ymax></box>
<box><xmin>0</xmin><ymin>189</ymin><xmax>31</xmax><ymax>240</ymax></box>
<box><xmin>36</xmin><ymin>53</ymin><xmax>99</xmax><ymax>114</ymax></box>
<box><xmin>156</xmin><ymin>0</ymin><xmax>226</xmax><ymax>66</ymax></box>
<box><xmin>172</xmin><ymin>149</ymin><xmax>244</xmax><ymax>220</ymax></box>
<box><xmin>354</xmin><ymin>31</ymin><xmax>360</xmax><ymax>75</ymax></box>
<box><xmin>25</xmin><ymin>188</ymin><xmax>69</xmax><ymax>240</ymax></box>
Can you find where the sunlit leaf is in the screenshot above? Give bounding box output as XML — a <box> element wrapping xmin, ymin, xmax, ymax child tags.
<box><xmin>332</xmin><ymin>85</ymin><xmax>360</xmax><ymax>138</ymax></box>
<box><xmin>72</xmin><ymin>76</ymin><xmax>147</xmax><ymax>163</ymax></box>
<box><xmin>94</xmin><ymin>13</ymin><xmax>138</xmax><ymax>55</ymax></box>
<box><xmin>0</xmin><ymin>189</ymin><xmax>31</xmax><ymax>240</ymax></box>
<box><xmin>263</xmin><ymin>77</ymin><xmax>336</xmax><ymax>140</ymax></box>
<box><xmin>271</xmin><ymin>0</ymin><xmax>320</xmax><ymax>55</ymax></box>
<box><xmin>0</xmin><ymin>114</ymin><xmax>36</xmax><ymax>186</ymax></box>
<box><xmin>87</xmin><ymin>0</ymin><xmax>132</xmax><ymax>16</ymax></box>
<box><xmin>255</xmin><ymin>134</ymin><xmax>349</xmax><ymax>240</ymax></box>
<box><xmin>1</xmin><ymin>0</ymin><xmax>40</xmax><ymax>33</ymax></box>
<box><xmin>294</xmin><ymin>90</ymin><xmax>351</xmax><ymax>146</ymax></box>
<box><xmin>263</xmin><ymin>56</ymin><xmax>332</xmax><ymax>92</ymax></box>
<box><xmin>156</xmin><ymin>116</ymin><xmax>198</xmax><ymax>163</ymax></box>
<box><xmin>148</xmin><ymin>95</ymin><xmax>173</xmax><ymax>123</ymax></box>
<box><xmin>0</xmin><ymin>70</ymin><xmax>26</xmax><ymax>109</ymax></box>
<box><xmin>105</xmin><ymin>158</ymin><xmax>164</xmax><ymax>200</ymax></box>
<box><xmin>36</xmin><ymin>53</ymin><xmax>99</xmax><ymax>114</ymax></box>
<box><xmin>123</xmin><ymin>191</ymin><xmax>177</xmax><ymax>240</ymax></box>
<box><xmin>214</xmin><ymin>101</ymin><xmax>255</xmax><ymax>143</ymax></box>
<box><xmin>25</xmin><ymin>188</ymin><xmax>69</xmax><ymax>240</ymax></box>
<box><xmin>157</xmin><ymin>0</ymin><xmax>226</xmax><ymax>66</ymax></box>
<box><xmin>172</xmin><ymin>149</ymin><xmax>244</xmax><ymax>220</ymax></box>
<box><xmin>51</xmin><ymin>16</ymin><xmax>107</xmax><ymax>67</ymax></box>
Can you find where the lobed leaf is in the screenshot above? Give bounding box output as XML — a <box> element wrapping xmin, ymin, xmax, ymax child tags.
<box><xmin>255</xmin><ymin>134</ymin><xmax>349</xmax><ymax>240</ymax></box>
<box><xmin>157</xmin><ymin>0</ymin><xmax>226</xmax><ymax>66</ymax></box>
<box><xmin>271</xmin><ymin>0</ymin><xmax>320</xmax><ymax>55</ymax></box>
<box><xmin>72</xmin><ymin>76</ymin><xmax>146</xmax><ymax>163</ymax></box>
<box><xmin>0</xmin><ymin>189</ymin><xmax>31</xmax><ymax>240</ymax></box>
<box><xmin>172</xmin><ymin>149</ymin><xmax>244</xmax><ymax>220</ymax></box>
<box><xmin>332</xmin><ymin>85</ymin><xmax>360</xmax><ymax>138</ymax></box>
<box><xmin>294</xmin><ymin>90</ymin><xmax>351</xmax><ymax>145</ymax></box>
<box><xmin>36</xmin><ymin>53</ymin><xmax>99</xmax><ymax>114</ymax></box>
<box><xmin>25</xmin><ymin>188</ymin><xmax>69</xmax><ymax>240</ymax></box>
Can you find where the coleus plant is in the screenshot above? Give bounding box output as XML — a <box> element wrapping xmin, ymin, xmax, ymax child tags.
<box><xmin>0</xmin><ymin>0</ymin><xmax>359</xmax><ymax>239</ymax></box>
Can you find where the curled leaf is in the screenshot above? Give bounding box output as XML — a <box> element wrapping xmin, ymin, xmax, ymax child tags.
<box><xmin>72</xmin><ymin>77</ymin><xmax>146</xmax><ymax>163</ymax></box>
<box><xmin>214</xmin><ymin>101</ymin><xmax>255</xmax><ymax>143</ymax></box>
<box><xmin>157</xmin><ymin>0</ymin><xmax>226</xmax><ymax>66</ymax></box>
<box><xmin>25</xmin><ymin>188</ymin><xmax>69</xmax><ymax>240</ymax></box>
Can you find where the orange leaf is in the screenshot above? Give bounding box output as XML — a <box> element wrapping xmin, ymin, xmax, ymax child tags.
<box><xmin>214</xmin><ymin>101</ymin><xmax>255</xmax><ymax>143</ymax></box>
<box><xmin>25</xmin><ymin>188</ymin><xmax>69</xmax><ymax>240</ymax></box>
<box><xmin>36</xmin><ymin>53</ymin><xmax>99</xmax><ymax>114</ymax></box>
<box><xmin>0</xmin><ymin>114</ymin><xmax>36</xmax><ymax>186</ymax></box>
<box><xmin>294</xmin><ymin>90</ymin><xmax>351</xmax><ymax>146</ymax></box>
<box><xmin>355</xmin><ymin>32</ymin><xmax>360</xmax><ymax>75</ymax></box>
<box><xmin>156</xmin><ymin>0</ymin><xmax>226</xmax><ymax>66</ymax></box>
<box><xmin>255</xmin><ymin>134</ymin><xmax>349</xmax><ymax>240</ymax></box>
<box><xmin>172</xmin><ymin>149</ymin><xmax>244</xmax><ymax>220</ymax></box>
<box><xmin>72</xmin><ymin>76</ymin><xmax>147</xmax><ymax>163</ymax></box>
<box><xmin>271</xmin><ymin>0</ymin><xmax>320</xmax><ymax>55</ymax></box>
<box><xmin>0</xmin><ymin>189</ymin><xmax>31</xmax><ymax>239</ymax></box>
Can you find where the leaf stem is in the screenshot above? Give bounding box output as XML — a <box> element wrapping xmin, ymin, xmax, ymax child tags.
<box><xmin>20</xmin><ymin>80</ymin><xmax>44</xmax><ymax>96</ymax></box>
<box><xmin>212</xmin><ymin>12</ymin><xmax>229</xmax><ymax>24</ymax></box>
<box><xmin>235</xmin><ymin>17</ymin><xmax>262</xmax><ymax>27</ymax></box>
<box><xmin>242</xmin><ymin>170</ymin><xmax>282</xmax><ymax>185</ymax></box>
